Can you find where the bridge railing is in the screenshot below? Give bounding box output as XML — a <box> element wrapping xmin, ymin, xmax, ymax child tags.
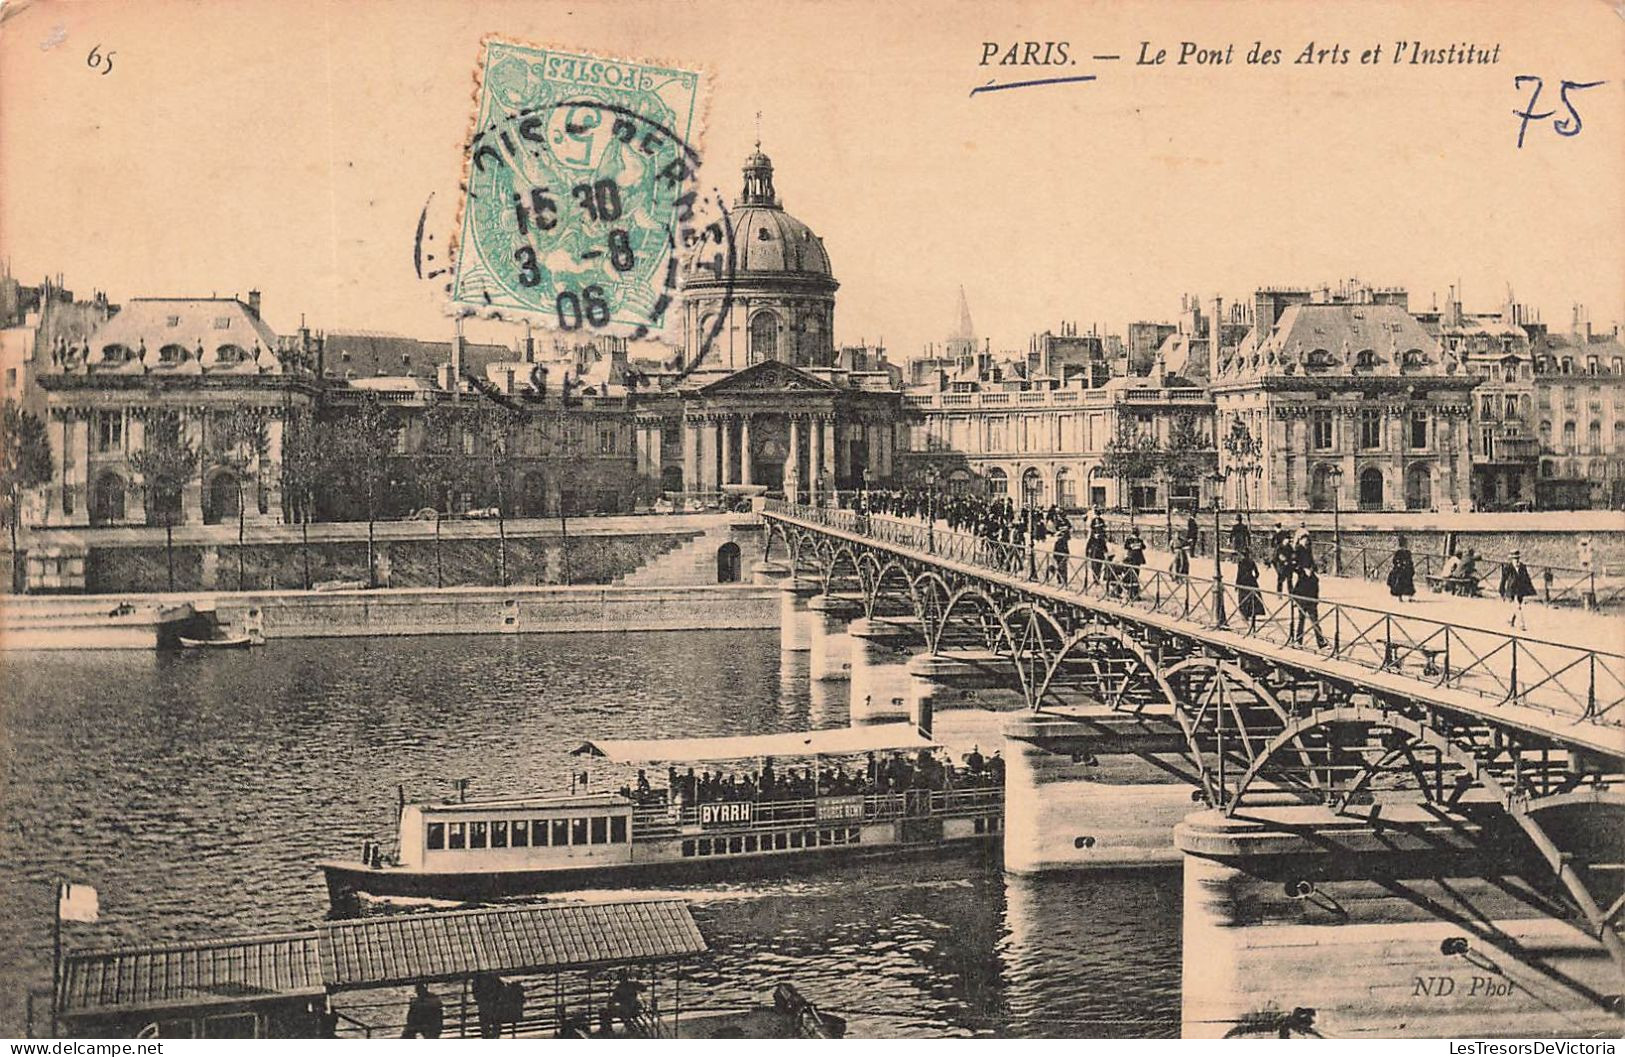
<box><xmin>763</xmin><ymin>500</ymin><xmax>1625</xmax><ymax>728</ymax></box>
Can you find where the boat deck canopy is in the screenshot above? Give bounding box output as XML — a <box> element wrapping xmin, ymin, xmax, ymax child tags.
<box><xmin>573</xmin><ymin>722</ymin><xmax>935</xmax><ymax>763</ymax></box>
<box><xmin>59</xmin><ymin>931</ymin><xmax>326</xmax><ymax>1019</ymax></box>
<box><xmin>59</xmin><ymin>900</ymin><xmax>706</xmax><ymax>1020</ymax></box>
<box><xmin>321</xmin><ymin>900</ymin><xmax>706</xmax><ymax>990</ymax></box>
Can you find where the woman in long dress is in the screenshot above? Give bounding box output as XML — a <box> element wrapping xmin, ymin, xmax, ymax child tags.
<box><xmin>1235</xmin><ymin>547</ymin><xmax>1266</xmax><ymax>631</ymax></box>
<box><xmin>1387</xmin><ymin>534</ymin><xmax>1416</xmax><ymax>601</ymax></box>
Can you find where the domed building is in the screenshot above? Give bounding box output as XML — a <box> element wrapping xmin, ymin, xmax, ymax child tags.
<box><xmin>677</xmin><ymin>148</ymin><xmax>838</xmax><ymax>372</ymax></box>
<box><xmin>627</xmin><ymin>146</ymin><xmax>906</xmax><ymax>503</ymax></box>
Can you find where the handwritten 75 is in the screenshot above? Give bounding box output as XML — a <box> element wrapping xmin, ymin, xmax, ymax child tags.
<box><xmin>1513</xmin><ymin>76</ymin><xmax>1602</xmax><ymax>149</ymax></box>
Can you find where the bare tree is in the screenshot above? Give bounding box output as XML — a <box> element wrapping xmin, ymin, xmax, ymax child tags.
<box><xmin>130</xmin><ymin>413</ymin><xmax>199</xmax><ymax>591</ymax></box>
<box><xmin>1</xmin><ymin>401</ymin><xmax>52</xmax><ymax>592</ymax></box>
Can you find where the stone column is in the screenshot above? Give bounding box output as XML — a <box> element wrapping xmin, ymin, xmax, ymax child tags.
<box><xmin>821</xmin><ymin>416</ymin><xmax>836</xmax><ymax>499</ymax></box>
<box><xmin>786</xmin><ymin>414</ymin><xmax>802</xmax><ymax>500</ymax></box>
<box><xmin>683</xmin><ymin>417</ymin><xmax>700</xmax><ymax>495</ymax></box>
<box><xmin>699</xmin><ymin>415</ymin><xmax>719</xmax><ymax>493</ymax></box>
<box><xmin>811</xmin><ymin>418</ymin><xmax>822</xmax><ymax>494</ymax></box>
<box><xmin>880</xmin><ymin>420</ymin><xmax>894</xmax><ymax>479</ymax></box>
<box><xmin>181</xmin><ymin>410</ymin><xmax>205</xmax><ymax>524</ymax></box>
<box><xmin>723</xmin><ymin>415</ymin><xmax>736</xmax><ymax>486</ymax></box>
<box><xmin>740</xmin><ymin>414</ymin><xmax>753</xmax><ymax>486</ymax></box>
<box><xmin>649</xmin><ymin>421</ymin><xmax>662</xmax><ymax>476</ymax></box>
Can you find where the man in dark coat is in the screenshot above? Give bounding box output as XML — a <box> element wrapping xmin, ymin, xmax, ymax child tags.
<box><xmin>1290</xmin><ymin>567</ymin><xmax>1327</xmax><ymax>648</ymax></box>
<box><xmin>1272</xmin><ymin>524</ymin><xmax>1295</xmax><ymax>592</ymax></box>
<box><xmin>1498</xmin><ymin>549</ymin><xmax>1536</xmax><ymax>631</ymax></box>
<box><xmin>1228</xmin><ymin>515</ymin><xmax>1251</xmax><ymax>559</ymax></box>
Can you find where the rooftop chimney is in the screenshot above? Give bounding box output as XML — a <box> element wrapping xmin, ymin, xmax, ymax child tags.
<box><xmin>450</xmin><ymin>316</ymin><xmax>465</xmax><ymax>402</ymax></box>
<box><xmin>247</xmin><ymin>289</ymin><xmax>261</xmax><ymax>319</ymax></box>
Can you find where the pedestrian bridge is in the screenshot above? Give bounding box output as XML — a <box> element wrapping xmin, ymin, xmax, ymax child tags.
<box><xmin>760</xmin><ymin>499</ymin><xmax>1625</xmax><ymax>981</ymax></box>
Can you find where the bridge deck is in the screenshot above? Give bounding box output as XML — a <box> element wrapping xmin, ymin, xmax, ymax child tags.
<box><xmin>764</xmin><ymin>506</ymin><xmax>1625</xmax><ymax>760</ymax></box>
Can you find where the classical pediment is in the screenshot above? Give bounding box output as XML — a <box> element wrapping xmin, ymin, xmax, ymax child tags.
<box><xmin>699</xmin><ymin>359</ymin><xmax>838</xmax><ymax>394</ymax></box>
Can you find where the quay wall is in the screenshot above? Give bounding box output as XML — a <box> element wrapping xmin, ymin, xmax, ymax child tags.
<box><xmin>76</xmin><ymin>531</ymin><xmax>694</xmax><ymax>594</ymax></box>
<box><xmin>6</xmin><ymin>513</ymin><xmax>766</xmax><ymax>594</ymax></box>
<box><xmin>216</xmin><ymin>584</ymin><xmax>779</xmax><ymax>639</ymax></box>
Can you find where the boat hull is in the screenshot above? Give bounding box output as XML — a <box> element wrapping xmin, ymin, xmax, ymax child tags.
<box><xmin>320</xmin><ymin>834</ymin><xmax>999</xmax><ymax>914</ymax></box>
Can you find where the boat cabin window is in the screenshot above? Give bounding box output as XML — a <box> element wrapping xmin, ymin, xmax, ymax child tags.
<box><xmin>427</xmin><ymin>813</ymin><xmax>626</xmax><ymax>852</ymax></box>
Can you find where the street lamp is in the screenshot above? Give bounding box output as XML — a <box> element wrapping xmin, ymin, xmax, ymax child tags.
<box><xmin>1326</xmin><ymin>464</ymin><xmax>1344</xmax><ymax>576</ymax></box>
<box><xmin>1207</xmin><ymin>469</ymin><xmax>1228</xmax><ymax>626</ymax></box>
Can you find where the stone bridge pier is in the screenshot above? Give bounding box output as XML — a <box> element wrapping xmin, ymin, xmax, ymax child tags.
<box><xmin>847</xmin><ymin>617</ymin><xmax>919</xmax><ymax>727</ymax></box>
<box><xmin>777</xmin><ymin>577</ymin><xmax>822</xmax><ymax>653</ymax></box>
<box><xmin>1003</xmin><ymin>709</ymin><xmax>1197</xmax><ymax>874</ymax></box>
<box><xmin>807</xmin><ymin>593</ymin><xmax>863</xmax><ymax>683</ymax></box>
<box><xmin>1177</xmin><ymin>805</ymin><xmax>1624</xmax><ymax>1038</ymax></box>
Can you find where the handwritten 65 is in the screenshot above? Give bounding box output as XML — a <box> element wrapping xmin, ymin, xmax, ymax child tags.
<box><xmin>1513</xmin><ymin>76</ymin><xmax>1602</xmax><ymax>149</ymax></box>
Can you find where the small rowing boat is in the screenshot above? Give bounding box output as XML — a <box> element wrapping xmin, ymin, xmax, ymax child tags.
<box><xmin>177</xmin><ymin>633</ymin><xmax>254</xmax><ymax>650</ymax></box>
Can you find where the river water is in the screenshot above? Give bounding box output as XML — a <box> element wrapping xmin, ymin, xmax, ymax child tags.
<box><xmin>0</xmin><ymin>630</ymin><xmax>1180</xmax><ymax>1037</ymax></box>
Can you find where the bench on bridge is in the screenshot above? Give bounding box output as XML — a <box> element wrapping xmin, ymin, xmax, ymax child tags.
<box><xmin>1425</xmin><ymin>574</ymin><xmax>1480</xmax><ymax>597</ymax></box>
<box><xmin>1383</xmin><ymin>641</ymin><xmax>1444</xmax><ymax>677</ymax></box>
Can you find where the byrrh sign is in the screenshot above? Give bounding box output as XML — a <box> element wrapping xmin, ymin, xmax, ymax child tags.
<box><xmin>699</xmin><ymin>802</ymin><xmax>753</xmax><ymax>826</ymax></box>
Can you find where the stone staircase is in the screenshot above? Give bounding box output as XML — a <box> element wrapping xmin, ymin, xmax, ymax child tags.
<box><xmin>613</xmin><ymin>519</ymin><xmax>760</xmax><ymax>587</ymax></box>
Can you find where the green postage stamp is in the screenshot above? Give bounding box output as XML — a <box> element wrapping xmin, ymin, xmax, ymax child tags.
<box><xmin>452</xmin><ymin>39</ymin><xmax>706</xmax><ymax>338</ymax></box>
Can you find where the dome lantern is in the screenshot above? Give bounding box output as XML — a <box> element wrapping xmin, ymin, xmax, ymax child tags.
<box><xmin>737</xmin><ymin>146</ymin><xmax>778</xmax><ymax>208</ymax></box>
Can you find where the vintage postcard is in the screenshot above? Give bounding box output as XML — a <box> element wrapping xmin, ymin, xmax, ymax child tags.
<box><xmin>1</xmin><ymin>0</ymin><xmax>1622</xmax><ymax>1044</ymax></box>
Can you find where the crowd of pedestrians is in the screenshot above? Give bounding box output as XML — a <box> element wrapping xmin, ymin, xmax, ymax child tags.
<box><xmin>619</xmin><ymin>749</ymin><xmax>1005</xmax><ymax>811</ymax></box>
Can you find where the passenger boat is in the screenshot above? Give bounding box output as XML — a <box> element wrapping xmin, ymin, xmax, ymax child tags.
<box><xmin>319</xmin><ymin>722</ymin><xmax>1004</xmax><ymax>911</ymax></box>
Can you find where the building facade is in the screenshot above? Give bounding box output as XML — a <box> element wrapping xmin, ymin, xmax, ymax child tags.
<box><xmin>35</xmin><ymin>294</ymin><xmax>316</xmax><ymax>528</ymax></box>
<box><xmin>1212</xmin><ymin>286</ymin><xmax>1478</xmax><ymax>513</ymax></box>
<box><xmin>1415</xmin><ymin>291</ymin><xmax>1540</xmax><ymax>510</ymax></box>
<box><xmin>899</xmin><ymin>362</ymin><xmax>1215</xmax><ymax>511</ymax></box>
<box><xmin>1532</xmin><ymin>320</ymin><xmax>1625</xmax><ymax>509</ymax></box>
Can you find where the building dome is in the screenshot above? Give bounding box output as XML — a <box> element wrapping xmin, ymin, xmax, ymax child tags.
<box><xmin>680</xmin><ymin>149</ymin><xmax>835</xmax><ymax>283</ymax></box>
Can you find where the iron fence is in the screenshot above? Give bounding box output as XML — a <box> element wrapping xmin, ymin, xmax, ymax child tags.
<box><xmin>765</xmin><ymin>499</ymin><xmax>1625</xmax><ymax>728</ymax></box>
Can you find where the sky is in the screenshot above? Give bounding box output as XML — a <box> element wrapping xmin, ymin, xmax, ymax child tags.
<box><xmin>2</xmin><ymin>0</ymin><xmax>1622</xmax><ymax>360</ymax></box>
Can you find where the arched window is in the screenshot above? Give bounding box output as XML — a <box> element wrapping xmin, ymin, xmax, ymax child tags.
<box><xmin>1404</xmin><ymin>464</ymin><xmax>1433</xmax><ymax>511</ymax></box>
<box><xmin>1353</xmin><ymin>349</ymin><xmax>1377</xmax><ymax>371</ymax></box>
<box><xmin>1402</xmin><ymin>349</ymin><xmax>1428</xmax><ymax>371</ymax></box>
<box><xmin>1306</xmin><ymin>349</ymin><xmax>1335</xmax><ymax>372</ymax></box>
<box><xmin>1309</xmin><ymin>464</ymin><xmax>1338</xmax><ymax>511</ymax></box>
<box><xmin>1055</xmin><ymin>468</ymin><xmax>1075</xmax><ymax>508</ymax></box>
<box><xmin>985</xmin><ymin>467</ymin><xmax>1009</xmax><ymax>499</ymax></box>
<box><xmin>1022</xmin><ymin>467</ymin><xmax>1045</xmax><ymax>507</ymax></box>
<box><xmin>748</xmin><ymin>312</ymin><xmax>778</xmax><ymax>365</ymax></box>
<box><xmin>214</xmin><ymin>343</ymin><xmax>248</xmax><ymax>365</ymax></box>
<box><xmin>91</xmin><ymin>472</ymin><xmax>126</xmax><ymax>525</ymax></box>
<box><xmin>101</xmin><ymin>344</ymin><xmax>133</xmax><ymax>364</ymax></box>
<box><xmin>1588</xmin><ymin>421</ymin><xmax>1602</xmax><ymax>453</ymax></box>
<box><xmin>1358</xmin><ymin>466</ymin><xmax>1384</xmax><ymax>510</ymax></box>
<box><xmin>1563</xmin><ymin>421</ymin><xmax>1577</xmax><ymax>451</ymax></box>
<box><xmin>158</xmin><ymin>343</ymin><xmax>188</xmax><ymax>364</ymax></box>
<box><xmin>205</xmin><ymin>472</ymin><xmax>240</xmax><ymax>525</ymax></box>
